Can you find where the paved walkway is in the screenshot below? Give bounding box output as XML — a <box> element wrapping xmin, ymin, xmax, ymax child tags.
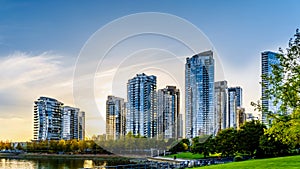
<box><xmin>147</xmin><ymin>156</ymin><xmax>187</xmax><ymax>163</ymax></box>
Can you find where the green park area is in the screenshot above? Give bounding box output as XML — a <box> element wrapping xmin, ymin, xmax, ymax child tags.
<box><xmin>165</xmin><ymin>152</ymin><xmax>220</xmax><ymax>159</ymax></box>
<box><xmin>199</xmin><ymin>155</ymin><xmax>300</xmax><ymax>169</ymax></box>
<box><xmin>165</xmin><ymin>152</ymin><xmax>204</xmax><ymax>159</ymax></box>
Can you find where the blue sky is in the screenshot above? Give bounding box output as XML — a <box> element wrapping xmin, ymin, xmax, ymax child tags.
<box><xmin>0</xmin><ymin>0</ymin><xmax>299</xmax><ymax>141</ymax></box>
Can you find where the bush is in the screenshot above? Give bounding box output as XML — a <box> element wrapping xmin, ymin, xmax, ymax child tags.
<box><xmin>234</xmin><ymin>155</ymin><xmax>244</xmax><ymax>162</ymax></box>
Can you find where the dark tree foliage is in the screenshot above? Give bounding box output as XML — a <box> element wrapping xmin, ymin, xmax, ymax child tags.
<box><xmin>237</xmin><ymin>120</ymin><xmax>266</xmax><ymax>156</ymax></box>
<box><xmin>169</xmin><ymin>139</ymin><xmax>189</xmax><ymax>154</ymax></box>
<box><xmin>191</xmin><ymin>135</ymin><xmax>215</xmax><ymax>158</ymax></box>
<box><xmin>259</xmin><ymin>133</ymin><xmax>290</xmax><ymax>158</ymax></box>
<box><xmin>214</xmin><ymin>128</ymin><xmax>238</xmax><ymax>157</ymax></box>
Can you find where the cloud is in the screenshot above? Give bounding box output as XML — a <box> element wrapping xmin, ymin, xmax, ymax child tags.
<box><xmin>0</xmin><ymin>52</ymin><xmax>62</xmax><ymax>89</ymax></box>
<box><xmin>0</xmin><ymin>51</ymin><xmax>75</xmax><ymax>141</ymax></box>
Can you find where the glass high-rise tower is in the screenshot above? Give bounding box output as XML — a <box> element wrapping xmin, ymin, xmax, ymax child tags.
<box><xmin>185</xmin><ymin>51</ymin><xmax>215</xmax><ymax>138</ymax></box>
<box><xmin>214</xmin><ymin>81</ymin><xmax>227</xmax><ymax>134</ymax></box>
<box><xmin>227</xmin><ymin>87</ymin><xmax>242</xmax><ymax>129</ymax></box>
<box><xmin>34</xmin><ymin>96</ymin><xmax>64</xmax><ymax>141</ymax></box>
<box><xmin>106</xmin><ymin>95</ymin><xmax>126</xmax><ymax>140</ymax></box>
<box><xmin>62</xmin><ymin>106</ymin><xmax>80</xmax><ymax>140</ymax></box>
<box><xmin>34</xmin><ymin>96</ymin><xmax>85</xmax><ymax>141</ymax></box>
<box><xmin>261</xmin><ymin>51</ymin><xmax>280</xmax><ymax>126</ymax></box>
<box><xmin>78</xmin><ymin>111</ymin><xmax>85</xmax><ymax>140</ymax></box>
<box><xmin>157</xmin><ymin>86</ymin><xmax>180</xmax><ymax>139</ymax></box>
<box><xmin>127</xmin><ymin>73</ymin><xmax>157</xmax><ymax>138</ymax></box>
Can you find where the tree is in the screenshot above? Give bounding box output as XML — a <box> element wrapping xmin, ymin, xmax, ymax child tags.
<box><xmin>78</xmin><ymin>140</ymin><xmax>87</xmax><ymax>153</ymax></box>
<box><xmin>215</xmin><ymin>128</ymin><xmax>238</xmax><ymax>157</ymax></box>
<box><xmin>191</xmin><ymin>135</ymin><xmax>215</xmax><ymax>158</ymax></box>
<box><xmin>70</xmin><ymin>139</ymin><xmax>79</xmax><ymax>152</ymax></box>
<box><xmin>237</xmin><ymin>120</ymin><xmax>266</xmax><ymax>156</ymax></box>
<box><xmin>259</xmin><ymin>29</ymin><xmax>300</xmax><ymax>148</ymax></box>
<box><xmin>57</xmin><ymin>140</ymin><xmax>66</xmax><ymax>152</ymax></box>
<box><xmin>0</xmin><ymin>141</ymin><xmax>4</xmax><ymax>150</ymax></box>
<box><xmin>259</xmin><ymin>133</ymin><xmax>290</xmax><ymax>157</ymax></box>
<box><xmin>251</xmin><ymin>29</ymin><xmax>300</xmax><ymax>150</ymax></box>
<box><xmin>49</xmin><ymin>140</ymin><xmax>58</xmax><ymax>152</ymax></box>
<box><xmin>169</xmin><ymin>139</ymin><xmax>190</xmax><ymax>154</ymax></box>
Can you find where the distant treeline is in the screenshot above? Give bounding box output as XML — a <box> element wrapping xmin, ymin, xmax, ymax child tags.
<box><xmin>0</xmin><ymin>140</ymin><xmax>110</xmax><ymax>154</ymax></box>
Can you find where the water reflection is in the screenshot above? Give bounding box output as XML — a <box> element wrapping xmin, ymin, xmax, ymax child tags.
<box><xmin>1</xmin><ymin>158</ymin><xmax>35</xmax><ymax>169</ymax></box>
<box><xmin>84</xmin><ymin>160</ymin><xmax>94</xmax><ymax>168</ymax></box>
<box><xmin>0</xmin><ymin>158</ymin><xmax>131</xmax><ymax>169</ymax></box>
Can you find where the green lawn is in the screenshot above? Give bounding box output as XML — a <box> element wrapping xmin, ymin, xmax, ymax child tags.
<box><xmin>165</xmin><ymin>152</ymin><xmax>204</xmax><ymax>159</ymax></box>
<box><xmin>199</xmin><ymin>155</ymin><xmax>300</xmax><ymax>169</ymax></box>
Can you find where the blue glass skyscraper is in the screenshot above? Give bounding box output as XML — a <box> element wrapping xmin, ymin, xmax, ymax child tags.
<box><xmin>127</xmin><ymin>73</ymin><xmax>157</xmax><ymax>138</ymax></box>
<box><xmin>34</xmin><ymin>96</ymin><xmax>85</xmax><ymax>141</ymax></box>
<box><xmin>34</xmin><ymin>96</ymin><xmax>64</xmax><ymax>140</ymax></box>
<box><xmin>261</xmin><ymin>51</ymin><xmax>280</xmax><ymax>126</ymax></box>
<box><xmin>157</xmin><ymin>86</ymin><xmax>180</xmax><ymax>139</ymax></box>
<box><xmin>106</xmin><ymin>95</ymin><xmax>126</xmax><ymax>140</ymax></box>
<box><xmin>185</xmin><ymin>51</ymin><xmax>215</xmax><ymax>138</ymax></box>
<box><xmin>227</xmin><ymin>87</ymin><xmax>242</xmax><ymax>129</ymax></box>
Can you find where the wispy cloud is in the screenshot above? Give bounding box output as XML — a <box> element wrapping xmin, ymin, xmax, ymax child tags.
<box><xmin>0</xmin><ymin>51</ymin><xmax>75</xmax><ymax>141</ymax></box>
<box><xmin>0</xmin><ymin>52</ymin><xmax>63</xmax><ymax>89</ymax></box>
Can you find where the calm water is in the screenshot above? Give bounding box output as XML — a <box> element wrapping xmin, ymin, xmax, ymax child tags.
<box><xmin>0</xmin><ymin>158</ymin><xmax>131</xmax><ymax>169</ymax></box>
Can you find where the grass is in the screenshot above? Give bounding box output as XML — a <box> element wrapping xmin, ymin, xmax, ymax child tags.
<box><xmin>165</xmin><ymin>152</ymin><xmax>221</xmax><ymax>159</ymax></box>
<box><xmin>165</xmin><ymin>152</ymin><xmax>204</xmax><ymax>159</ymax></box>
<box><xmin>199</xmin><ymin>155</ymin><xmax>300</xmax><ymax>169</ymax></box>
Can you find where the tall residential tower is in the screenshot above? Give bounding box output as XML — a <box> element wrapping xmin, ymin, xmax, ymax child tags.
<box><xmin>106</xmin><ymin>95</ymin><xmax>126</xmax><ymax>140</ymax></box>
<box><xmin>227</xmin><ymin>87</ymin><xmax>243</xmax><ymax>129</ymax></box>
<box><xmin>62</xmin><ymin>106</ymin><xmax>79</xmax><ymax>140</ymax></box>
<box><xmin>185</xmin><ymin>51</ymin><xmax>215</xmax><ymax>138</ymax></box>
<box><xmin>34</xmin><ymin>97</ymin><xmax>63</xmax><ymax>141</ymax></box>
<box><xmin>78</xmin><ymin>111</ymin><xmax>85</xmax><ymax>140</ymax></box>
<box><xmin>261</xmin><ymin>51</ymin><xmax>280</xmax><ymax>126</ymax></box>
<box><xmin>126</xmin><ymin>73</ymin><xmax>157</xmax><ymax>138</ymax></box>
<box><xmin>214</xmin><ymin>81</ymin><xmax>227</xmax><ymax>134</ymax></box>
<box><xmin>33</xmin><ymin>96</ymin><xmax>85</xmax><ymax>141</ymax></box>
<box><xmin>157</xmin><ymin>86</ymin><xmax>180</xmax><ymax>139</ymax></box>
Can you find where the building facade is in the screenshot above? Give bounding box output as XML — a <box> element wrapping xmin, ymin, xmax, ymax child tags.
<box><xmin>33</xmin><ymin>96</ymin><xmax>85</xmax><ymax>141</ymax></box>
<box><xmin>185</xmin><ymin>51</ymin><xmax>215</xmax><ymax>138</ymax></box>
<box><xmin>127</xmin><ymin>73</ymin><xmax>157</xmax><ymax>138</ymax></box>
<box><xmin>33</xmin><ymin>97</ymin><xmax>64</xmax><ymax>141</ymax></box>
<box><xmin>214</xmin><ymin>81</ymin><xmax>227</xmax><ymax>134</ymax></box>
<box><xmin>157</xmin><ymin>86</ymin><xmax>180</xmax><ymax>139</ymax></box>
<box><xmin>62</xmin><ymin>106</ymin><xmax>79</xmax><ymax>140</ymax></box>
<box><xmin>178</xmin><ymin>114</ymin><xmax>183</xmax><ymax>138</ymax></box>
<box><xmin>227</xmin><ymin>87</ymin><xmax>243</xmax><ymax>129</ymax></box>
<box><xmin>106</xmin><ymin>95</ymin><xmax>126</xmax><ymax>140</ymax></box>
<box><xmin>78</xmin><ymin>111</ymin><xmax>85</xmax><ymax>140</ymax></box>
<box><xmin>261</xmin><ymin>51</ymin><xmax>280</xmax><ymax>126</ymax></box>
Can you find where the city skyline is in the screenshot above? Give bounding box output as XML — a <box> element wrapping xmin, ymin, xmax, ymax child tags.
<box><xmin>0</xmin><ymin>1</ymin><xmax>299</xmax><ymax>141</ymax></box>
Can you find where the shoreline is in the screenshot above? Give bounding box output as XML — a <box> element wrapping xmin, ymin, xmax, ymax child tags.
<box><xmin>0</xmin><ymin>153</ymin><xmax>137</xmax><ymax>160</ymax></box>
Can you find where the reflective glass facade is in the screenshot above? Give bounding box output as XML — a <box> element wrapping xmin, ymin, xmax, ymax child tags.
<box><xmin>106</xmin><ymin>95</ymin><xmax>126</xmax><ymax>140</ymax></box>
<box><xmin>33</xmin><ymin>97</ymin><xmax>63</xmax><ymax>141</ymax></box>
<box><xmin>62</xmin><ymin>106</ymin><xmax>80</xmax><ymax>140</ymax></box>
<box><xmin>78</xmin><ymin>111</ymin><xmax>85</xmax><ymax>140</ymax></box>
<box><xmin>261</xmin><ymin>51</ymin><xmax>280</xmax><ymax>126</ymax></box>
<box><xmin>227</xmin><ymin>87</ymin><xmax>242</xmax><ymax>129</ymax></box>
<box><xmin>33</xmin><ymin>96</ymin><xmax>85</xmax><ymax>141</ymax></box>
<box><xmin>157</xmin><ymin>86</ymin><xmax>180</xmax><ymax>139</ymax></box>
<box><xmin>126</xmin><ymin>73</ymin><xmax>157</xmax><ymax>138</ymax></box>
<box><xmin>214</xmin><ymin>81</ymin><xmax>227</xmax><ymax>134</ymax></box>
<box><xmin>185</xmin><ymin>51</ymin><xmax>215</xmax><ymax>138</ymax></box>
